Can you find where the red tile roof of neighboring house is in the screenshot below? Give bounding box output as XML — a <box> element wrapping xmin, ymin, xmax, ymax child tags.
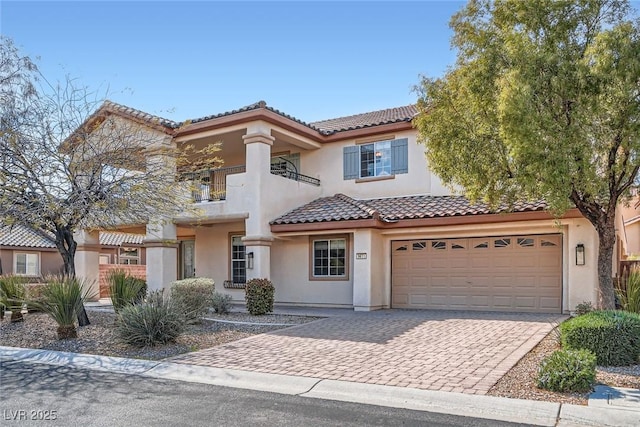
<box><xmin>270</xmin><ymin>194</ymin><xmax>548</xmax><ymax>225</ymax></box>
<box><xmin>0</xmin><ymin>225</ymin><xmax>144</xmax><ymax>248</ymax></box>
<box><xmin>0</xmin><ymin>225</ymin><xmax>56</xmax><ymax>248</ymax></box>
<box><xmin>99</xmin><ymin>232</ymin><xmax>145</xmax><ymax>246</ymax></box>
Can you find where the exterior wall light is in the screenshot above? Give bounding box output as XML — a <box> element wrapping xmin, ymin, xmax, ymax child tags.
<box><xmin>247</xmin><ymin>252</ymin><xmax>254</xmax><ymax>269</ymax></box>
<box><xmin>576</xmin><ymin>244</ymin><xmax>585</xmax><ymax>266</ymax></box>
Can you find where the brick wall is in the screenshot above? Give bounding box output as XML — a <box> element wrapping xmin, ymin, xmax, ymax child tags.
<box><xmin>99</xmin><ymin>264</ymin><xmax>147</xmax><ymax>298</ymax></box>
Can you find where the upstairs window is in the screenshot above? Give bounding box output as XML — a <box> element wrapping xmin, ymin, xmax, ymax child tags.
<box><xmin>343</xmin><ymin>138</ymin><xmax>408</xmax><ymax>180</ymax></box>
<box><xmin>360</xmin><ymin>141</ymin><xmax>391</xmax><ymax>178</ymax></box>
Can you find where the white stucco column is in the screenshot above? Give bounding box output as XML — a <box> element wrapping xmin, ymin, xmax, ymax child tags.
<box><xmin>74</xmin><ymin>229</ymin><xmax>101</xmax><ymax>301</ymax></box>
<box><xmin>145</xmin><ymin>220</ymin><xmax>178</xmax><ymax>293</ymax></box>
<box><xmin>352</xmin><ymin>229</ymin><xmax>386</xmax><ymax>311</ymax></box>
<box><xmin>241</xmin><ymin>124</ymin><xmax>275</xmax><ymax>282</ymax></box>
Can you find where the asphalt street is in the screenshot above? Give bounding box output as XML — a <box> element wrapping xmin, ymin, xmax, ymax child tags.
<box><xmin>0</xmin><ymin>359</ymin><xmax>536</xmax><ymax>427</ymax></box>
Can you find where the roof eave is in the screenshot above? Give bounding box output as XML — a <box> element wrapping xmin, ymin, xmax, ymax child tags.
<box><xmin>270</xmin><ymin>209</ymin><xmax>584</xmax><ymax>233</ymax></box>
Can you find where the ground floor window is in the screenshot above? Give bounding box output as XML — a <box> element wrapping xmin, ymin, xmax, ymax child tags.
<box><xmin>119</xmin><ymin>247</ymin><xmax>140</xmax><ymax>265</ymax></box>
<box><xmin>311</xmin><ymin>236</ymin><xmax>348</xmax><ymax>279</ymax></box>
<box><xmin>14</xmin><ymin>252</ymin><xmax>39</xmax><ymax>276</ymax></box>
<box><xmin>231</xmin><ymin>235</ymin><xmax>246</xmax><ymax>284</ymax></box>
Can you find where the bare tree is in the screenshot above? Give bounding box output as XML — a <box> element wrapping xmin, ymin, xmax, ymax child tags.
<box><xmin>0</xmin><ymin>37</ymin><xmax>222</xmax><ymax>323</ymax></box>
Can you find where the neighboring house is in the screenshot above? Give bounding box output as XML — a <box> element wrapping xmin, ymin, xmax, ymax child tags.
<box><xmin>71</xmin><ymin>100</ymin><xmax>629</xmax><ymax>313</ymax></box>
<box><xmin>0</xmin><ymin>225</ymin><xmax>63</xmax><ymax>278</ymax></box>
<box><xmin>0</xmin><ymin>225</ymin><xmax>145</xmax><ymax>295</ymax></box>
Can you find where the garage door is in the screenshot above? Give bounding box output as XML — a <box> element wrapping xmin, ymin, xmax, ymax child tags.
<box><xmin>391</xmin><ymin>234</ymin><xmax>562</xmax><ymax>313</ymax></box>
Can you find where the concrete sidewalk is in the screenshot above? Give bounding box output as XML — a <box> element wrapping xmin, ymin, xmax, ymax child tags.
<box><xmin>1</xmin><ymin>346</ymin><xmax>638</xmax><ymax>427</ymax></box>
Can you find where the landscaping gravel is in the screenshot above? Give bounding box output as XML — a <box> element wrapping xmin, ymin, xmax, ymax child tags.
<box><xmin>488</xmin><ymin>329</ymin><xmax>640</xmax><ymax>405</ymax></box>
<box><xmin>0</xmin><ymin>310</ymin><xmax>319</xmax><ymax>361</ymax></box>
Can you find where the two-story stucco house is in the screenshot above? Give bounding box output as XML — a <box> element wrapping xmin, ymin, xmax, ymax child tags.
<box><xmin>72</xmin><ymin>100</ymin><xmax>624</xmax><ymax>314</ymax></box>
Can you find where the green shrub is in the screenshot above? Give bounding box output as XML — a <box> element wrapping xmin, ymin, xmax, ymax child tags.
<box><xmin>108</xmin><ymin>269</ymin><xmax>147</xmax><ymax>313</ymax></box>
<box><xmin>537</xmin><ymin>349</ymin><xmax>596</xmax><ymax>392</ymax></box>
<box><xmin>0</xmin><ymin>275</ymin><xmax>27</xmax><ymax>322</ymax></box>
<box><xmin>211</xmin><ymin>292</ymin><xmax>233</xmax><ymax>314</ymax></box>
<box><xmin>31</xmin><ymin>276</ymin><xmax>95</xmax><ymax>339</ymax></box>
<box><xmin>574</xmin><ymin>301</ymin><xmax>594</xmax><ymax>316</ymax></box>
<box><xmin>245</xmin><ymin>278</ymin><xmax>274</xmax><ymax>315</ymax></box>
<box><xmin>617</xmin><ymin>269</ymin><xmax>640</xmax><ymax>314</ymax></box>
<box><xmin>115</xmin><ymin>290</ymin><xmax>185</xmax><ymax>347</ymax></box>
<box><xmin>170</xmin><ymin>277</ymin><xmax>215</xmax><ymax>324</ymax></box>
<box><xmin>560</xmin><ymin>310</ymin><xmax>640</xmax><ymax>366</ymax></box>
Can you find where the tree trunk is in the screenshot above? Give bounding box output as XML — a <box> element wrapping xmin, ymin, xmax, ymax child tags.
<box><xmin>55</xmin><ymin>226</ymin><xmax>90</xmax><ymax>326</ymax></box>
<box><xmin>596</xmin><ymin>219</ymin><xmax>617</xmax><ymax>310</ymax></box>
<box><xmin>57</xmin><ymin>325</ymin><xmax>78</xmax><ymax>340</ymax></box>
<box><xmin>10</xmin><ymin>309</ymin><xmax>24</xmax><ymax>323</ymax></box>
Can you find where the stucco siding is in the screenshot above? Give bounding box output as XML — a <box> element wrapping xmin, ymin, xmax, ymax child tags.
<box><xmin>271</xmin><ymin>236</ymin><xmax>353</xmax><ymax>307</ymax></box>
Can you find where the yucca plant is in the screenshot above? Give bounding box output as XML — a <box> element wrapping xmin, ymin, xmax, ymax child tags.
<box><xmin>31</xmin><ymin>276</ymin><xmax>96</xmax><ymax>339</ymax></box>
<box><xmin>115</xmin><ymin>290</ymin><xmax>185</xmax><ymax>347</ymax></box>
<box><xmin>0</xmin><ymin>275</ymin><xmax>27</xmax><ymax>322</ymax></box>
<box><xmin>107</xmin><ymin>269</ymin><xmax>147</xmax><ymax>313</ymax></box>
<box><xmin>617</xmin><ymin>268</ymin><xmax>640</xmax><ymax>314</ymax></box>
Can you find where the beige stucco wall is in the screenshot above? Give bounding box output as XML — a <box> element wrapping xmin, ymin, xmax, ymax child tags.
<box><xmin>300</xmin><ymin>129</ymin><xmax>448</xmax><ymax>199</ymax></box>
<box><xmin>0</xmin><ymin>248</ymin><xmax>63</xmax><ymax>277</ymax></box>
<box><xmin>270</xmin><ymin>235</ymin><xmax>354</xmax><ymax>307</ymax></box>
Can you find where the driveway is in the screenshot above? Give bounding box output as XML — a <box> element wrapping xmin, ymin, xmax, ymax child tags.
<box><xmin>171</xmin><ymin>310</ymin><xmax>565</xmax><ymax>395</ymax></box>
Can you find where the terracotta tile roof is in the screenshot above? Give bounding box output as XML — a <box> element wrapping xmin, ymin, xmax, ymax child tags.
<box><xmin>189</xmin><ymin>102</ymin><xmax>417</xmax><ymax>135</ymax></box>
<box><xmin>99</xmin><ymin>232</ymin><xmax>144</xmax><ymax>246</ymax></box>
<box><xmin>271</xmin><ymin>194</ymin><xmax>548</xmax><ymax>225</ymax></box>
<box><xmin>102</xmin><ymin>100</ymin><xmax>180</xmax><ymax>129</ymax></box>
<box><xmin>0</xmin><ymin>225</ymin><xmax>144</xmax><ymax>248</ymax></box>
<box><xmin>0</xmin><ymin>225</ymin><xmax>56</xmax><ymax>248</ymax></box>
<box><xmin>310</xmin><ymin>105</ymin><xmax>417</xmax><ymax>135</ymax></box>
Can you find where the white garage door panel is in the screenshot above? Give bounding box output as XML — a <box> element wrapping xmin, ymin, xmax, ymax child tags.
<box><xmin>391</xmin><ymin>234</ymin><xmax>562</xmax><ymax>313</ymax></box>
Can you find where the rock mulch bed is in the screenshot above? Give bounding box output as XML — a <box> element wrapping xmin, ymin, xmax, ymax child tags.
<box><xmin>488</xmin><ymin>329</ymin><xmax>640</xmax><ymax>405</ymax></box>
<box><xmin>0</xmin><ymin>310</ymin><xmax>320</xmax><ymax>361</ymax></box>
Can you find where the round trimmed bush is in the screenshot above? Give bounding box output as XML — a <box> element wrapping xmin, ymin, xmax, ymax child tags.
<box><xmin>537</xmin><ymin>349</ymin><xmax>596</xmax><ymax>392</ymax></box>
<box><xmin>170</xmin><ymin>277</ymin><xmax>215</xmax><ymax>324</ymax></box>
<box><xmin>560</xmin><ymin>310</ymin><xmax>640</xmax><ymax>366</ymax></box>
<box><xmin>245</xmin><ymin>278</ymin><xmax>274</xmax><ymax>315</ymax></box>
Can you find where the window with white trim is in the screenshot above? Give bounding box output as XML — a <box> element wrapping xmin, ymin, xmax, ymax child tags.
<box><xmin>343</xmin><ymin>138</ymin><xmax>408</xmax><ymax>180</ymax></box>
<box><xmin>312</xmin><ymin>238</ymin><xmax>347</xmax><ymax>278</ymax></box>
<box><xmin>360</xmin><ymin>140</ymin><xmax>391</xmax><ymax>178</ymax></box>
<box><xmin>119</xmin><ymin>247</ymin><xmax>140</xmax><ymax>265</ymax></box>
<box><xmin>231</xmin><ymin>235</ymin><xmax>246</xmax><ymax>284</ymax></box>
<box><xmin>14</xmin><ymin>253</ymin><xmax>39</xmax><ymax>276</ymax></box>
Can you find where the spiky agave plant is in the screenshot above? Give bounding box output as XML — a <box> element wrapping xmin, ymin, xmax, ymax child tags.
<box><xmin>107</xmin><ymin>269</ymin><xmax>147</xmax><ymax>313</ymax></box>
<box><xmin>0</xmin><ymin>275</ymin><xmax>27</xmax><ymax>322</ymax></box>
<box><xmin>33</xmin><ymin>276</ymin><xmax>96</xmax><ymax>339</ymax></box>
<box><xmin>617</xmin><ymin>268</ymin><xmax>640</xmax><ymax>314</ymax></box>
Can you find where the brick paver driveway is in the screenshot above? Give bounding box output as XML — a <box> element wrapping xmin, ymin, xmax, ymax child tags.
<box><xmin>171</xmin><ymin>310</ymin><xmax>565</xmax><ymax>394</ymax></box>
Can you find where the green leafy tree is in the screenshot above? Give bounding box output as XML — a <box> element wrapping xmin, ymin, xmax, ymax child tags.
<box><xmin>414</xmin><ymin>0</ymin><xmax>640</xmax><ymax>309</ymax></box>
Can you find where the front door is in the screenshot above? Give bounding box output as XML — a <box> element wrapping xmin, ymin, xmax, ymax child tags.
<box><xmin>181</xmin><ymin>240</ymin><xmax>196</xmax><ymax>279</ymax></box>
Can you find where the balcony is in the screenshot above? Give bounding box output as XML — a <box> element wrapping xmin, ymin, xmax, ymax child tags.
<box><xmin>181</xmin><ymin>164</ymin><xmax>320</xmax><ymax>203</ymax></box>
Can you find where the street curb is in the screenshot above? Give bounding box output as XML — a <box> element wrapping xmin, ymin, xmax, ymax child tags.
<box><xmin>558</xmin><ymin>404</ymin><xmax>640</xmax><ymax>427</ymax></box>
<box><xmin>301</xmin><ymin>379</ymin><xmax>560</xmax><ymax>426</ymax></box>
<box><xmin>145</xmin><ymin>362</ymin><xmax>321</xmax><ymax>395</ymax></box>
<box><xmin>0</xmin><ymin>346</ymin><xmax>160</xmax><ymax>375</ymax></box>
<box><xmin>2</xmin><ymin>346</ymin><xmax>639</xmax><ymax>426</ymax></box>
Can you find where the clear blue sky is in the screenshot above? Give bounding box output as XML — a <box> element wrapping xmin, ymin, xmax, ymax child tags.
<box><xmin>1</xmin><ymin>1</ymin><xmax>464</xmax><ymax>123</ymax></box>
